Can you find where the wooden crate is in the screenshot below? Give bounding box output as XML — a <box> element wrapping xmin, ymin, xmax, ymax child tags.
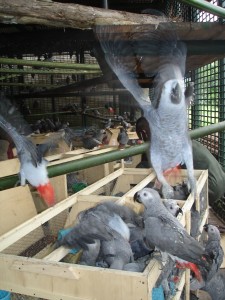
<box><xmin>0</xmin><ymin>167</ymin><xmax>208</xmax><ymax>300</ymax></box>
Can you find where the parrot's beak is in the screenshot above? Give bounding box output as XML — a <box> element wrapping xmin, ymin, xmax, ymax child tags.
<box><xmin>133</xmin><ymin>192</ymin><xmax>142</xmax><ymax>203</ymax></box>
<box><xmin>37</xmin><ymin>182</ymin><xmax>55</xmax><ymax>207</ymax></box>
<box><xmin>175</xmin><ymin>207</ymin><xmax>183</xmax><ymax>217</ymax></box>
<box><xmin>203</xmin><ymin>224</ymin><xmax>209</xmax><ymax>232</ymax></box>
<box><xmin>171</xmin><ymin>83</ymin><xmax>182</xmax><ymax>104</ymax></box>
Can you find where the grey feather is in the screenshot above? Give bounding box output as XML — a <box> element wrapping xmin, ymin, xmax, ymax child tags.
<box><xmin>202</xmin><ymin>269</ymin><xmax>225</xmax><ymax>300</ymax></box>
<box><xmin>117</xmin><ymin>127</ymin><xmax>129</xmax><ymax>149</ymax></box>
<box><xmin>57</xmin><ymin>202</ymin><xmax>133</xmax><ymax>269</ymax></box>
<box><xmin>134</xmin><ymin>188</ymin><xmax>207</xmax><ymax>267</ymax></box>
<box><xmin>95</xmin><ymin>20</ymin><xmax>196</xmax><ymax>199</ymax></box>
<box><xmin>100</xmin><ymin>231</ymin><xmax>133</xmax><ymax>270</ymax></box>
<box><xmin>163</xmin><ymin>199</ymin><xmax>183</xmax><ymax>217</ymax></box>
<box><xmin>79</xmin><ymin>239</ymin><xmax>101</xmax><ymax>266</ymax></box>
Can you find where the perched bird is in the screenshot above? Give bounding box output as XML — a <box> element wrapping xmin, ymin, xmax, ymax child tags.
<box><xmin>163</xmin><ymin>198</ymin><xmax>183</xmax><ymax>217</ymax></box>
<box><xmin>104</xmin><ymin>102</ymin><xmax>114</xmax><ymax>114</ymax></box>
<box><xmin>95</xmin><ymin>18</ymin><xmax>196</xmax><ymax>199</ymax></box>
<box><xmin>134</xmin><ymin>188</ymin><xmax>211</xmax><ymax>281</ymax></box>
<box><xmin>82</xmin><ymin>129</ymin><xmax>106</xmax><ymax>150</ymax></box>
<box><xmin>201</xmin><ymin>269</ymin><xmax>225</xmax><ymax>300</ymax></box>
<box><xmin>117</xmin><ymin>127</ymin><xmax>129</xmax><ymax>149</ymax></box>
<box><xmin>203</xmin><ymin>224</ymin><xmax>224</xmax><ymax>280</ymax></box>
<box><xmin>191</xmin><ymin>224</ymin><xmax>224</xmax><ymax>290</ymax></box>
<box><xmin>117</xmin><ymin>115</ymin><xmax>131</xmax><ymax>130</ymax></box>
<box><xmin>0</xmin><ymin>114</ymin><xmax>55</xmax><ymax>207</ymax></box>
<box><xmin>104</xmin><ymin>118</ymin><xmax>112</xmax><ymax>129</ymax></box>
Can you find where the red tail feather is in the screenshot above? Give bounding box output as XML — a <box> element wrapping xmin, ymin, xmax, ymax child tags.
<box><xmin>37</xmin><ymin>182</ymin><xmax>55</xmax><ymax>207</ymax></box>
<box><xmin>176</xmin><ymin>261</ymin><xmax>202</xmax><ymax>282</ymax></box>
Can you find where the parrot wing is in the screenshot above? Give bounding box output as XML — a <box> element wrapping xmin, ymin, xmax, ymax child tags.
<box><xmin>95</xmin><ymin>24</ymin><xmax>151</xmax><ymax>112</ymax></box>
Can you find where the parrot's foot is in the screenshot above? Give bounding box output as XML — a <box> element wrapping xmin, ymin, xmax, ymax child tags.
<box><xmin>162</xmin><ymin>184</ymin><xmax>174</xmax><ymax>199</ymax></box>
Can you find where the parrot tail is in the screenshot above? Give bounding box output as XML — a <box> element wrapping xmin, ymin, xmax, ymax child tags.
<box><xmin>163</xmin><ymin>165</ymin><xmax>181</xmax><ymax>186</ymax></box>
<box><xmin>176</xmin><ymin>261</ymin><xmax>203</xmax><ymax>282</ymax></box>
<box><xmin>37</xmin><ymin>181</ymin><xmax>55</xmax><ymax>207</ymax></box>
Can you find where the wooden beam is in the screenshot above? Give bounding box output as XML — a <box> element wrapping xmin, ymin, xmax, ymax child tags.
<box><xmin>0</xmin><ymin>0</ymin><xmax>164</xmax><ymax>29</ymax></box>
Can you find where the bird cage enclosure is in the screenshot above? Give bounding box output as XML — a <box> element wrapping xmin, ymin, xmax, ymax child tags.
<box><xmin>0</xmin><ymin>0</ymin><xmax>225</xmax><ymax>299</ymax></box>
<box><xmin>0</xmin><ymin>168</ymin><xmax>209</xmax><ymax>300</ymax></box>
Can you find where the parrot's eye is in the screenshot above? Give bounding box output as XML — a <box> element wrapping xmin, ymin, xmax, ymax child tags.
<box><xmin>170</xmin><ymin>206</ymin><xmax>173</xmax><ymax>210</ymax></box>
<box><xmin>143</xmin><ymin>192</ymin><xmax>147</xmax><ymax>197</ymax></box>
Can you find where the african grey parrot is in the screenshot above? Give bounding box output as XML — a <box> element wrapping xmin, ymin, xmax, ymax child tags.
<box><xmin>82</xmin><ymin>128</ymin><xmax>106</xmax><ymax>150</ymax></box>
<box><xmin>57</xmin><ymin>201</ymin><xmax>133</xmax><ymax>269</ymax></box>
<box><xmin>202</xmin><ymin>269</ymin><xmax>225</xmax><ymax>300</ymax></box>
<box><xmin>79</xmin><ymin>240</ymin><xmax>101</xmax><ymax>266</ymax></box>
<box><xmin>163</xmin><ymin>198</ymin><xmax>183</xmax><ymax>217</ymax></box>
<box><xmin>190</xmin><ymin>224</ymin><xmax>224</xmax><ymax>290</ymax></box>
<box><xmin>100</xmin><ymin>225</ymin><xmax>134</xmax><ymax>270</ymax></box>
<box><xmin>98</xmin><ymin>200</ymin><xmax>143</xmax><ymax>227</ymax></box>
<box><xmin>117</xmin><ymin>127</ymin><xmax>129</xmax><ymax>149</ymax></box>
<box><xmin>134</xmin><ymin>188</ymin><xmax>211</xmax><ymax>281</ymax></box>
<box><xmin>95</xmin><ymin>18</ymin><xmax>196</xmax><ymax>199</ymax></box>
<box><xmin>0</xmin><ymin>101</ymin><xmax>55</xmax><ymax>207</ymax></box>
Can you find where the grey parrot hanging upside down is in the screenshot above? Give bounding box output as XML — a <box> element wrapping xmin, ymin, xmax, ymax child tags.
<box><xmin>95</xmin><ymin>15</ymin><xmax>196</xmax><ymax>199</ymax></box>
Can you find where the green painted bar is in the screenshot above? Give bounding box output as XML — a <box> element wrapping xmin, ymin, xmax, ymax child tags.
<box><xmin>0</xmin><ymin>57</ymin><xmax>100</xmax><ymax>71</ymax></box>
<box><xmin>178</xmin><ymin>0</ymin><xmax>225</xmax><ymax>18</ymax></box>
<box><xmin>1</xmin><ymin>121</ymin><xmax>225</xmax><ymax>190</ymax></box>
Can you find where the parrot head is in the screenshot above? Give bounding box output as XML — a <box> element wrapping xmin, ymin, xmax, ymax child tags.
<box><xmin>156</xmin><ymin>79</ymin><xmax>185</xmax><ymax>111</ymax></box>
<box><xmin>37</xmin><ymin>181</ymin><xmax>55</xmax><ymax>207</ymax></box>
<box><xmin>161</xmin><ymin>79</ymin><xmax>185</xmax><ymax>106</ymax></box>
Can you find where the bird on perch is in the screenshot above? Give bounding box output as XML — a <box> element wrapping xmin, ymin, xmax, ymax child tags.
<box><xmin>134</xmin><ymin>188</ymin><xmax>212</xmax><ymax>282</ymax></box>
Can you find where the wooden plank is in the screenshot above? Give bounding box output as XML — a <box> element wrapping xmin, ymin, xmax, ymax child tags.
<box><xmin>78</xmin><ymin>168</ymin><xmax>124</xmax><ymax>195</ymax></box>
<box><xmin>173</xmin><ymin>272</ymin><xmax>186</xmax><ymax>300</ymax></box>
<box><xmin>0</xmin><ymin>254</ymin><xmax>148</xmax><ymax>300</ymax></box>
<box><xmin>11</xmin><ymin>259</ymin><xmax>80</xmax><ymax>279</ymax></box>
<box><xmin>43</xmin><ymin>246</ymin><xmax>71</xmax><ymax>262</ymax></box>
<box><xmin>0</xmin><ymin>193</ymin><xmax>78</xmax><ymax>252</ymax></box>
<box><xmin>220</xmin><ymin>234</ymin><xmax>225</xmax><ymax>268</ymax></box>
<box><xmin>50</xmin><ymin>174</ymin><xmax>68</xmax><ymax>203</ymax></box>
<box><xmin>33</xmin><ymin>175</ymin><xmax>68</xmax><ymax>212</ymax></box>
<box><xmin>0</xmin><ymin>168</ymin><xmax>209</xmax><ymax>300</ymax></box>
<box><xmin>147</xmin><ymin>259</ymin><xmax>163</xmax><ymax>300</ymax></box>
<box><xmin>0</xmin><ymin>157</ymin><xmax>20</xmax><ymax>178</ymax></box>
<box><xmin>0</xmin><ymin>139</ymin><xmax>9</xmax><ymax>161</ymax></box>
<box><xmin>0</xmin><ymin>185</ymin><xmax>37</xmax><ymax>235</ymax></box>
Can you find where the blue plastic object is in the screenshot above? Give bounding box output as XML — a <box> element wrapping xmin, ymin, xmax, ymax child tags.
<box><xmin>57</xmin><ymin>228</ymin><xmax>78</xmax><ymax>254</ymax></box>
<box><xmin>0</xmin><ymin>290</ymin><xmax>11</xmax><ymax>300</ymax></box>
<box><xmin>152</xmin><ymin>285</ymin><xmax>165</xmax><ymax>300</ymax></box>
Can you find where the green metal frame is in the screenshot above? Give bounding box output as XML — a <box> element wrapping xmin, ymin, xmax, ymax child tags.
<box><xmin>1</xmin><ymin>122</ymin><xmax>225</xmax><ymax>191</ymax></box>
<box><xmin>178</xmin><ymin>0</ymin><xmax>225</xmax><ymax>18</ymax></box>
